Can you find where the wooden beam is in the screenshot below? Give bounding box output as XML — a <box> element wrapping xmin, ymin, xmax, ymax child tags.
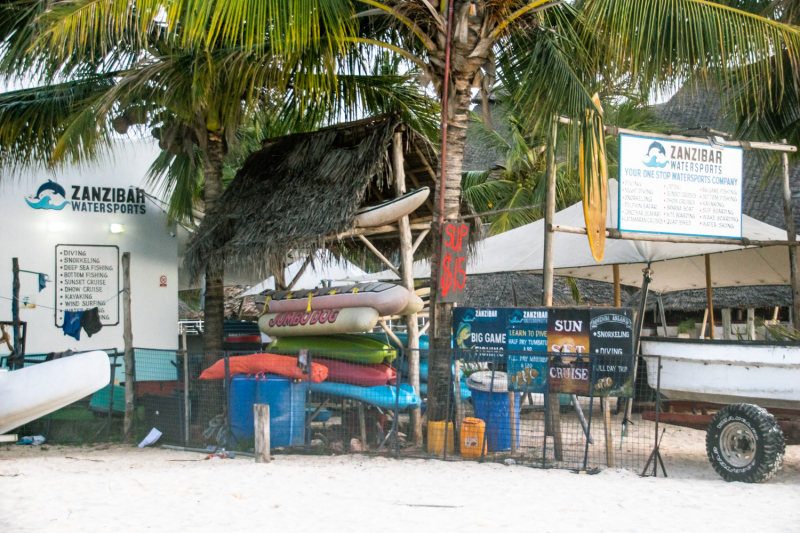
<box><xmin>419</xmin><ymin>321</ymin><xmax>431</xmax><ymax>336</ymax></box>
<box><xmin>747</xmin><ymin>308</ymin><xmax>756</xmax><ymax>340</ymax></box>
<box><xmin>551</xmin><ymin>224</ymin><xmax>800</xmax><ymax>247</ymax></box>
<box><xmin>556</xmin><ymin>116</ymin><xmax>797</xmax><ymax>152</ymax></box>
<box><xmin>780</xmin><ymin>141</ymin><xmax>800</xmax><ymax>331</ymax></box>
<box><xmin>357</xmin><ymin>234</ymin><xmax>400</xmax><ymax>277</ymax></box>
<box><xmin>613</xmin><ymin>264</ymin><xmax>621</xmax><ymax>307</ymax></box>
<box><xmin>705</xmin><ymin>254</ymin><xmax>716</xmax><ymax>340</ymax></box>
<box><xmin>411</xmin><ymin>229</ymin><xmax>430</xmax><ymax>255</ymax></box>
<box><xmin>122</xmin><ymin>252</ymin><xmax>135</xmax><ymax>443</ymax></box>
<box><xmin>404</xmin><ymin>163</ymin><xmax>436</xmax><ymax>213</ymax></box>
<box><xmin>254</xmin><ymin>404</ymin><xmax>271</xmax><ymax>463</ymax></box>
<box><xmin>333</xmin><ymin>221</ymin><xmax>431</xmax><ymax>239</ymax></box>
<box><xmin>286</xmin><ymin>254</ymin><xmax>313</xmax><ymax>290</ymax></box>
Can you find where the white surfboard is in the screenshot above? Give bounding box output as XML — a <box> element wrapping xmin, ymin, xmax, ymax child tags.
<box><xmin>354</xmin><ymin>187</ymin><xmax>429</xmax><ymax>227</ymax></box>
<box><xmin>0</xmin><ymin>351</ymin><xmax>110</xmax><ymax>435</ymax></box>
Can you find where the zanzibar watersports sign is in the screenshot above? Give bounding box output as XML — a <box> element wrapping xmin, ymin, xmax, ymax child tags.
<box><xmin>618</xmin><ymin>134</ymin><xmax>743</xmax><ymax>238</ymax></box>
<box><xmin>25</xmin><ymin>180</ymin><xmax>148</xmax><ymax>215</ymax></box>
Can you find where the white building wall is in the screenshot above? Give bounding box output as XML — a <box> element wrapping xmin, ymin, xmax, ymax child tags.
<box><xmin>0</xmin><ymin>141</ymin><xmax>178</xmax><ymax>354</ymax></box>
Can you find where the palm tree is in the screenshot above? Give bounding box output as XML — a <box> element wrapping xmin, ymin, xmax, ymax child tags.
<box><xmin>0</xmin><ymin>1</ymin><xmax>436</xmax><ymax>359</ymax></box>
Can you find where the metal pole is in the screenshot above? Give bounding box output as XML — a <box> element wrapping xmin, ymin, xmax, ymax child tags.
<box><xmin>182</xmin><ymin>327</ymin><xmax>189</xmax><ymax>445</ymax></box>
<box><xmin>582</xmin><ymin>360</ymin><xmax>596</xmax><ymax>471</ymax></box>
<box><xmin>654</xmin><ymin>355</ymin><xmax>662</xmax><ymax>477</ymax></box>
<box><xmin>542</xmin><ymin>118</ymin><xmax>558</xmax><ymax>306</ymax></box>
<box><xmin>780</xmin><ymin>140</ymin><xmax>800</xmax><ymax>330</ymax></box>
<box><xmin>705</xmin><ymin>254</ymin><xmax>716</xmax><ymax>339</ymax></box>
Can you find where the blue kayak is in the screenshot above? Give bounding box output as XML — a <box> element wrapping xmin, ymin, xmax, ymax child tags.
<box><xmin>312</xmin><ymin>382</ymin><xmax>421</xmax><ymax>411</ymax></box>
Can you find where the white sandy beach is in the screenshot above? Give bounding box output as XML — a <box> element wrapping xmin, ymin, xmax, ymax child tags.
<box><xmin>1</xmin><ymin>425</ymin><xmax>798</xmax><ymax>533</ymax></box>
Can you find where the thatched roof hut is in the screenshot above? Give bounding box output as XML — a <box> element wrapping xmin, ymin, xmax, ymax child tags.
<box><xmin>627</xmin><ymin>285</ymin><xmax>791</xmax><ymax>312</ymax></box>
<box><xmin>460</xmin><ymin>272</ymin><xmax>620</xmax><ymax>308</ymax></box>
<box><xmin>184</xmin><ymin>114</ymin><xmax>477</xmax><ymax>282</ymax></box>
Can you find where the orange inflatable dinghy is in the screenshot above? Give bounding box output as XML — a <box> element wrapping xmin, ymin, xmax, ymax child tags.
<box><xmin>199</xmin><ymin>353</ymin><xmax>328</xmax><ymax>383</ymax></box>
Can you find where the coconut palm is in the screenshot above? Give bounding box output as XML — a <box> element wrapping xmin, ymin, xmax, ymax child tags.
<box><xmin>0</xmin><ymin>1</ymin><xmax>437</xmax><ymax>359</ymax></box>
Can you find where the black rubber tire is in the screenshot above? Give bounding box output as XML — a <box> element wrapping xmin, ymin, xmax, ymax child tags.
<box><xmin>706</xmin><ymin>403</ymin><xmax>785</xmax><ymax>483</ymax></box>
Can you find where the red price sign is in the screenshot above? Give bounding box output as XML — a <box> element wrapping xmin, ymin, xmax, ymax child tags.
<box><xmin>439</xmin><ymin>222</ymin><xmax>469</xmax><ymax>302</ymax></box>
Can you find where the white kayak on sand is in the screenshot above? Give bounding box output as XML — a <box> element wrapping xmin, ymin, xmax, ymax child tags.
<box><xmin>642</xmin><ymin>338</ymin><xmax>800</xmax><ymax>410</ymax></box>
<box><xmin>354</xmin><ymin>187</ymin><xmax>429</xmax><ymax>228</ymax></box>
<box><xmin>0</xmin><ymin>351</ymin><xmax>110</xmax><ymax>435</ymax></box>
<box><xmin>264</xmin><ymin>282</ymin><xmax>411</xmax><ymax>317</ymax></box>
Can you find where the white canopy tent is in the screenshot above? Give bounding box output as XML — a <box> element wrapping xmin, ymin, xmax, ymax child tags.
<box><xmin>351</xmin><ymin>180</ymin><xmax>795</xmax><ymax>293</ymax></box>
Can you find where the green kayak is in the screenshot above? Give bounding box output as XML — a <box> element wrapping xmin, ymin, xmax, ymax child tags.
<box><xmin>269</xmin><ymin>334</ymin><xmax>397</xmax><ymax>364</ymax></box>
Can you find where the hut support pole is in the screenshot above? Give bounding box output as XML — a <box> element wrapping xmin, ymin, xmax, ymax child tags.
<box><xmin>541</xmin><ymin>117</ymin><xmax>563</xmax><ymax>460</ymax></box>
<box><xmin>700</xmin><ymin>309</ymin><xmax>708</xmax><ymax>338</ymax></box>
<box><xmin>747</xmin><ymin>308</ymin><xmax>756</xmax><ymax>340</ymax></box>
<box><xmin>613</xmin><ymin>264</ymin><xmax>621</xmax><ymax>307</ymax></box>
<box><xmin>705</xmin><ymin>254</ymin><xmax>715</xmax><ymax>339</ymax></box>
<box><xmin>411</xmin><ymin>229</ymin><xmax>430</xmax><ymax>255</ymax></box>
<box><xmin>721</xmin><ymin>309</ymin><xmax>732</xmax><ymax>340</ymax></box>
<box><xmin>357</xmin><ymin>235</ymin><xmax>401</xmax><ymax>277</ymax></box>
<box><xmin>122</xmin><ymin>252</ymin><xmax>135</xmax><ymax>443</ymax></box>
<box><xmin>780</xmin><ymin>142</ymin><xmax>800</xmax><ymax>331</ymax></box>
<box><xmin>542</xmin><ymin>117</ymin><xmax>558</xmax><ymax>307</ymax></box>
<box><xmin>393</xmin><ymin>131</ymin><xmax>422</xmax><ymax>445</ymax></box>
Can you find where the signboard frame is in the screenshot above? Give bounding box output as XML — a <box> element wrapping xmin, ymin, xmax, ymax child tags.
<box><xmin>54</xmin><ymin>244</ymin><xmax>120</xmax><ymax>327</ymax></box>
<box><xmin>617</xmin><ymin>133</ymin><xmax>744</xmax><ymax>240</ymax></box>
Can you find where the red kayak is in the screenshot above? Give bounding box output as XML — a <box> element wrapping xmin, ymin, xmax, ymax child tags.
<box><xmin>315</xmin><ymin>359</ymin><xmax>396</xmax><ymax>387</ymax></box>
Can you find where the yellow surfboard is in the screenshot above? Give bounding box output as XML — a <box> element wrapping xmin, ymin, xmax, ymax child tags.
<box><xmin>580</xmin><ymin>94</ymin><xmax>608</xmax><ymax>262</ymax></box>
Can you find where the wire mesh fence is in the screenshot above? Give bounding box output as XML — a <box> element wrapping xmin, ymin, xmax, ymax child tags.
<box><xmin>8</xmin><ymin>346</ymin><xmax>662</xmax><ymax>475</ymax></box>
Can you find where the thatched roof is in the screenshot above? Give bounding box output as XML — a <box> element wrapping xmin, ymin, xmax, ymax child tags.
<box><xmin>460</xmin><ymin>272</ymin><xmax>621</xmax><ymax>308</ymax></box>
<box><xmin>627</xmin><ymin>285</ymin><xmax>791</xmax><ymax>312</ymax></box>
<box><xmin>184</xmin><ymin>114</ymin><xmax>477</xmax><ymax>281</ymax></box>
<box><xmin>179</xmin><ymin>286</ymin><xmax>263</xmax><ymax>321</ymax></box>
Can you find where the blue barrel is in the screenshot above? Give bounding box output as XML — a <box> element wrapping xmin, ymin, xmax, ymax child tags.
<box><xmin>469</xmin><ymin>389</ymin><xmax>521</xmax><ymax>452</ymax></box>
<box><xmin>254</xmin><ymin>376</ymin><xmax>307</xmax><ymax>448</ymax></box>
<box><xmin>230</xmin><ymin>375</ymin><xmax>259</xmax><ymax>442</ymax></box>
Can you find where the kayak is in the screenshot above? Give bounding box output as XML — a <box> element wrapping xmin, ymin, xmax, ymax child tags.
<box><xmin>0</xmin><ymin>351</ymin><xmax>109</xmax><ymax>434</ymax></box>
<box><xmin>315</xmin><ymin>358</ymin><xmax>396</xmax><ymax>387</ymax></box>
<box><xmin>312</xmin><ymin>382</ymin><xmax>421</xmax><ymax>411</ymax></box>
<box><xmin>355</xmin><ymin>187</ymin><xmax>429</xmax><ymax>228</ymax></box>
<box><xmin>199</xmin><ymin>353</ymin><xmax>328</xmax><ymax>382</ymax></box>
<box><xmin>264</xmin><ymin>282</ymin><xmax>410</xmax><ymax>317</ymax></box>
<box><xmin>259</xmin><ymin>307</ymin><xmax>378</xmax><ymax>337</ymax></box>
<box><xmin>269</xmin><ymin>334</ymin><xmax>397</xmax><ymax>364</ymax></box>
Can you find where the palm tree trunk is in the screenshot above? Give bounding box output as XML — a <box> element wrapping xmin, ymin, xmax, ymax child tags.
<box><xmin>202</xmin><ymin>131</ymin><xmax>225</xmax><ymax>363</ymax></box>
<box><xmin>427</xmin><ymin>85</ymin><xmax>472</xmax><ymax>422</ymax></box>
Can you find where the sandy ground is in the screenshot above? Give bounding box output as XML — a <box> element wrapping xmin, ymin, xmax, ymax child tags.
<box><xmin>1</xmin><ymin>425</ymin><xmax>799</xmax><ymax>533</ymax></box>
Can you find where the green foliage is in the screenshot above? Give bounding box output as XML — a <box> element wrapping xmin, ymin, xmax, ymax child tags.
<box><xmin>677</xmin><ymin>319</ymin><xmax>696</xmax><ymax>335</ymax></box>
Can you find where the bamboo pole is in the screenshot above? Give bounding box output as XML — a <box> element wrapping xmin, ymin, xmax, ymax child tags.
<box><xmin>780</xmin><ymin>141</ymin><xmax>800</xmax><ymax>331</ymax></box>
<box><xmin>550</xmin><ymin>224</ymin><xmax>799</xmax><ymax>247</ymax></box>
<box><xmin>613</xmin><ymin>264</ymin><xmax>621</xmax><ymax>307</ymax></box>
<box><xmin>411</xmin><ymin>229</ymin><xmax>430</xmax><ymax>255</ymax></box>
<box><xmin>122</xmin><ymin>252</ymin><xmax>135</xmax><ymax>442</ymax></box>
<box><xmin>392</xmin><ymin>132</ymin><xmax>422</xmax><ymax>445</ymax></box>
<box><xmin>700</xmin><ymin>309</ymin><xmax>709</xmax><ymax>338</ymax></box>
<box><xmin>747</xmin><ymin>308</ymin><xmax>756</xmax><ymax>340</ymax></box>
<box><xmin>11</xmin><ymin>258</ymin><xmax>20</xmax><ymax>363</ymax></box>
<box><xmin>705</xmin><ymin>254</ymin><xmax>715</xmax><ymax>340</ymax></box>
<box><xmin>254</xmin><ymin>404</ymin><xmax>271</xmax><ymax>463</ymax></box>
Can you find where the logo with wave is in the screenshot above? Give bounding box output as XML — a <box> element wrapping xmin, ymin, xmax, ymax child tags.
<box><xmin>26</xmin><ymin>180</ymin><xmax>70</xmax><ymax>210</ymax></box>
<box><xmin>642</xmin><ymin>141</ymin><xmax>669</xmax><ymax>168</ymax></box>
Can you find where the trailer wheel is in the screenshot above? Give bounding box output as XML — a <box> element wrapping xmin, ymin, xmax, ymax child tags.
<box><xmin>706</xmin><ymin>403</ymin><xmax>785</xmax><ymax>483</ymax></box>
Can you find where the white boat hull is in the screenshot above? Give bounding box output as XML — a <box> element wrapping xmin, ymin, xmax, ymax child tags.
<box><xmin>0</xmin><ymin>351</ymin><xmax>110</xmax><ymax>434</ymax></box>
<box><xmin>642</xmin><ymin>338</ymin><xmax>800</xmax><ymax>410</ymax></box>
<box><xmin>355</xmin><ymin>187</ymin><xmax>429</xmax><ymax>227</ymax></box>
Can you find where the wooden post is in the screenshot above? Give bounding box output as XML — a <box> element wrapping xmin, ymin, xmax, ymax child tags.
<box><xmin>393</xmin><ymin>131</ymin><xmax>422</xmax><ymax>445</ymax></box>
<box><xmin>181</xmin><ymin>325</ymin><xmax>189</xmax><ymax>444</ymax></box>
<box><xmin>254</xmin><ymin>404</ymin><xmax>271</xmax><ymax>463</ymax></box>
<box><xmin>11</xmin><ymin>258</ymin><xmax>20</xmax><ymax>362</ymax></box>
<box><xmin>613</xmin><ymin>264</ymin><xmax>621</xmax><ymax>307</ymax></box>
<box><xmin>700</xmin><ymin>308</ymin><xmax>709</xmax><ymax>338</ymax></box>
<box><xmin>509</xmin><ymin>392</ymin><xmax>517</xmax><ymax>455</ymax></box>
<box><xmin>546</xmin><ymin>393</ymin><xmax>563</xmax><ymax>461</ymax></box>
<box><xmin>542</xmin><ymin>118</ymin><xmax>558</xmax><ymax>307</ymax></box>
<box><xmin>453</xmin><ymin>360</ymin><xmax>463</xmax><ymax>435</ymax></box>
<box><xmin>780</xmin><ymin>141</ymin><xmax>800</xmax><ymax>331</ymax></box>
<box><xmin>601</xmin><ymin>397</ymin><xmax>614</xmax><ymax>467</ymax></box>
<box><xmin>705</xmin><ymin>254</ymin><xmax>715</xmax><ymax>339</ymax></box>
<box><xmin>747</xmin><ymin>308</ymin><xmax>756</xmax><ymax>340</ymax></box>
<box><xmin>358</xmin><ymin>402</ymin><xmax>367</xmax><ymax>449</ymax></box>
<box><xmin>721</xmin><ymin>309</ymin><xmax>732</xmax><ymax>340</ymax></box>
<box><xmin>122</xmin><ymin>252</ymin><xmax>135</xmax><ymax>442</ymax></box>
